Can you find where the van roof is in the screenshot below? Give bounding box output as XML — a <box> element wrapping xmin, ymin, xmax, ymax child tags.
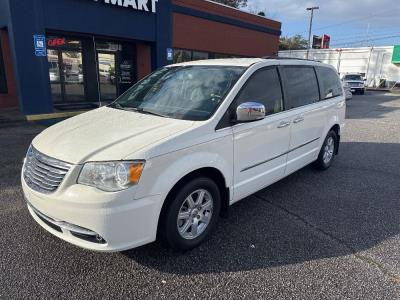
<box><xmin>169</xmin><ymin>57</ymin><xmax>325</xmax><ymax>68</ymax></box>
<box><xmin>169</xmin><ymin>58</ymin><xmax>264</xmax><ymax>67</ymax></box>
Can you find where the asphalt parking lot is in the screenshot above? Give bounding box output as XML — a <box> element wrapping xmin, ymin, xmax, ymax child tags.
<box><xmin>1</xmin><ymin>92</ymin><xmax>399</xmax><ymax>299</ymax></box>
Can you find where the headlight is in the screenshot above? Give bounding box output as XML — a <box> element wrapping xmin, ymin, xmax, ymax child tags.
<box><xmin>77</xmin><ymin>161</ymin><xmax>145</xmax><ymax>192</ymax></box>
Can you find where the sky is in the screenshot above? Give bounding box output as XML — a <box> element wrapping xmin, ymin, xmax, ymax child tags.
<box><xmin>245</xmin><ymin>0</ymin><xmax>400</xmax><ymax>47</ymax></box>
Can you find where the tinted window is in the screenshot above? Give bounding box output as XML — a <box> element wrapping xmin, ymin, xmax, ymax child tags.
<box><xmin>0</xmin><ymin>39</ymin><xmax>7</xmax><ymax>94</ymax></box>
<box><xmin>281</xmin><ymin>66</ymin><xmax>320</xmax><ymax>109</ymax></box>
<box><xmin>316</xmin><ymin>66</ymin><xmax>343</xmax><ymax>99</ymax></box>
<box><xmin>235</xmin><ymin>67</ymin><xmax>283</xmax><ymax>116</ymax></box>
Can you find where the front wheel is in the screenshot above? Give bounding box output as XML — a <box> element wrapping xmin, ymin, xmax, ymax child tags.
<box><xmin>158</xmin><ymin>177</ymin><xmax>221</xmax><ymax>251</ymax></box>
<box><xmin>314</xmin><ymin>130</ymin><xmax>338</xmax><ymax>170</ymax></box>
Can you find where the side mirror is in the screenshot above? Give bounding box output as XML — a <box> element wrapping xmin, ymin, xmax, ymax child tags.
<box><xmin>344</xmin><ymin>88</ymin><xmax>353</xmax><ymax>100</ymax></box>
<box><xmin>236</xmin><ymin>102</ymin><xmax>266</xmax><ymax>122</ymax></box>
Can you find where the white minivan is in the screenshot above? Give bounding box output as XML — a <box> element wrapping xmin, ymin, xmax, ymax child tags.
<box><xmin>22</xmin><ymin>58</ymin><xmax>345</xmax><ymax>252</ymax></box>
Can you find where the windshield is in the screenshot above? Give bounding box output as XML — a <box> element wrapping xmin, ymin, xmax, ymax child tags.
<box><xmin>111</xmin><ymin>66</ymin><xmax>245</xmax><ymax>121</ymax></box>
<box><xmin>344</xmin><ymin>75</ymin><xmax>363</xmax><ymax>81</ymax></box>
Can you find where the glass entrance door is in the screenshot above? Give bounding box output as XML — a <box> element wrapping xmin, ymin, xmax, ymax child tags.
<box><xmin>48</xmin><ymin>49</ymin><xmax>62</xmax><ymax>103</ymax></box>
<box><xmin>47</xmin><ymin>38</ymin><xmax>85</xmax><ymax>105</ymax></box>
<box><xmin>97</xmin><ymin>52</ymin><xmax>117</xmax><ymax>101</ymax></box>
<box><xmin>47</xmin><ymin>35</ymin><xmax>136</xmax><ymax>108</ymax></box>
<box><xmin>61</xmin><ymin>51</ymin><xmax>85</xmax><ymax>102</ymax></box>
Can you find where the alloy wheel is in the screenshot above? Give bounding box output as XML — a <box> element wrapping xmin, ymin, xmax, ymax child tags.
<box><xmin>177</xmin><ymin>189</ymin><xmax>214</xmax><ymax>240</ymax></box>
<box><xmin>323</xmin><ymin>136</ymin><xmax>335</xmax><ymax>164</ymax></box>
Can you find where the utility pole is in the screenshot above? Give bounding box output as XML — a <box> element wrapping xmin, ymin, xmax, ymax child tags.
<box><xmin>306</xmin><ymin>6</ymin><xmax>319</xmax><ymax>59</ymax></box>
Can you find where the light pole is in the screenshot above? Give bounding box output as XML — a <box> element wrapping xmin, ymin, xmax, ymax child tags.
<box><xmin>306</xmin><ymin>6</ymin><xmax>319</xmax><ymax>59</ymax></box>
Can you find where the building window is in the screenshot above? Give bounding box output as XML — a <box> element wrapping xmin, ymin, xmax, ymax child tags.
<box><xmin>173</xmin><ymin>48</ymin><xmax>247</xmax><ymax>64</ymax></box>
<box><xmin>214</xmin><ymin>53</ymin><xmax>245</xmax><ymax>59</ymax></box>
<box><xmin>0</xmin><ymin>39</ymin><xmax>8</xmax><ymax>94</ymax></box>
<box><xmin>214</xmin><ymin>53</ymin><xmax>234</xmax><ymax>59</ymax></box>
<box><xmin>192</xmin><ymin>51</ymin><xmax>209</xmax><ymax>61</ymax></box>
<box><xmin>173</xmin><ymin>49</ymin><xmax>191</xmax><ymax>63</ymax></box>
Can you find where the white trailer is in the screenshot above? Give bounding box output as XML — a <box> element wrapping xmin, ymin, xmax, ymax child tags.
<box><xmin>279</xmin><ymin>46</ymin><xmax>400</xmax><ymax>90</ymax></box>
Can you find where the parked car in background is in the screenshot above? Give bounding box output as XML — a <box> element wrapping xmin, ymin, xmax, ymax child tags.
<box><xmin>342</xmin><ymin>73</ymin><xmax>365</xmax><ymax>94</ymax></box>
<box><xmin>22</xmin><ymin>58</ymin><xmax>346</xmax><ymax>252</ymax></box>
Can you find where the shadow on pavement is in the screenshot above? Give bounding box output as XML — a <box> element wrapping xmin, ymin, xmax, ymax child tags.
<box><xmin>123</xmin><ymin>141</ymin><xmax>400</xmax><ymax>275</ymax></box>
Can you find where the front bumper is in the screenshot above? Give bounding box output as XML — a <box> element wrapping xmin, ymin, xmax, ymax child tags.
<box><xmin>22</xmin><ymin>177</ymin><xmax>162</xmax><ymax>252</ymax></box>
<box><xmin>349</xmin><ymin>87</ymin><xmax>365</xmax><ymax>92</ymax></box>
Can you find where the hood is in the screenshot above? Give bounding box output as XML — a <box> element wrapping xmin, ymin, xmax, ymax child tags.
<box><xmin>32</xmin><ymin>107</ymin><xmax>195</xmax><ymax>164</ymax></box>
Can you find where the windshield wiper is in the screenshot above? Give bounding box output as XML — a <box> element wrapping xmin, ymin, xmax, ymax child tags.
<box><xmin>123</xmin><ymin>107</ymin><xmax>168</xmax><ymax>118</ymax></box>
<box><xmin>109</xmin><ymin>102</ymin><xmax>125</xmax><ymax>110</ymax></box>
<box><xmin>109</xmin><ymin>104</ymin><xmax>168</xmax><ymax>118</ymax></box>
<box><xmin>137</xmin><ymin>108</ymin><xmax>169</xmax><ymax>118</ymax></box>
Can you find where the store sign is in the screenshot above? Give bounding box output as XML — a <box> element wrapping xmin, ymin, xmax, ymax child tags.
<box><xmin>47</xmin><ymin>38</ymin><xmax>66</xmax><ymax>47</ymax></box>
<box><xmin>166</xmin><ymin>48</ymin><xmax>173</xmax><ymax>61</ymax></box>
<box><xmin>33</xmin><ymin>35</ymin><xmax>47</xmax><ymax>57</ymax></box>
<box><xmin>94</xmin><ymin>0</ymin><xmax>158</xmax><ymax>13</ymax></box>
<box><xmin>120</xmin><ymin>60</ymin><xmax>133</xmax><ymax>83</ymax></box>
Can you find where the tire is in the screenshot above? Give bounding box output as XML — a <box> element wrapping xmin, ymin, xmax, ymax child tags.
<box><xmin>314</xmin><ymin>130</ymin><xmax>338</xmax><ymax>170</ymax></box>
<box><xmin>158</xmin><ymin>177</ymin><xmax>221</xmax><ymax>251</ymax></box>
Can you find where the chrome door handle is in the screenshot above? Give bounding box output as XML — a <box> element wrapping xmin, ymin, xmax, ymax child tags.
<box><xmin>293</xmin><ymin>116</ymin><xmax>305</xmax><ymax>124</ymax></box>
<box><xmin>277</xmin><ymin>121</ymin><xmax>291</xmax><ymax>128</ymax></box>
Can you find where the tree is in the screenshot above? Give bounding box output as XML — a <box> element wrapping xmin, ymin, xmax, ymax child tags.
<box><xmin>212</xmin><ymin>0</ymin><xmax>247</xmax><ymax>8</ymax></box>
<box><xmin>279</xmin><ymin>35</ymin><xmax>309</xmax><ymax>51</ymax></box>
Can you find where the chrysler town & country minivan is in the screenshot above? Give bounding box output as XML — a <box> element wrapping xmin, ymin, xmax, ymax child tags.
<box><xmin>22</xmin><ymin>58</ymin><xmax>346</xmax><ymax>251</ymax></box>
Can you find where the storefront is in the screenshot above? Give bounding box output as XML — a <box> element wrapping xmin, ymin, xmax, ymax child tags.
<box><xmin>46</xmin><ymin>35</ymin><xmax>138</xmax><ymax>109</ymax></box>
<box><xmin>0</xmin><ymin>0</ymin><xmax>281</xmax><ymax>121</ymax></box>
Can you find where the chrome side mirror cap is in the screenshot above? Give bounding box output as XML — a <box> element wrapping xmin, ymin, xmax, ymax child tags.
<box><xmin>236</xmin><ymin>102</ymin><xmax>266</xmax><ymax>122</ymax></box>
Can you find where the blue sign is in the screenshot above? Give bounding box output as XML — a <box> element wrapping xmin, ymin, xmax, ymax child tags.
<box><xmin>33</xmin><ymin>35</ymin><xmax>47</xmax><ymax>57</ymax></box>
<box><xmin>166</xmin><ymin>48</ymin><xmax>173</xmax><ymax>61</ymax></box>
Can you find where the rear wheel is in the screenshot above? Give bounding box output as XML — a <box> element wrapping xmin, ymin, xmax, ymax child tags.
<box><xmin>314</xmin><ymin>130</ymin><xmax>338</xmax><ymax>170</ymax></box>
<box><xmin>159</xmin><ymin>177</ymin><xmax>221</xmax><ymax>251</ymax></box>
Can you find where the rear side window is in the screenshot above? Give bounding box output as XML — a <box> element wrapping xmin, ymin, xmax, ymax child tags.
<box><xmin>235</xmin><ymin>67</ymin><xmax>283</xmax><ymax>116</ymax></box>
<box><xmin>281</xmin><ymin>66</ymin><xmax>320</xmax><ymax>110</ymax></box>
<box><xmin>316</xmin><ymin>66</ymin><xmax>343</xmax><ymax>99</ymax></box>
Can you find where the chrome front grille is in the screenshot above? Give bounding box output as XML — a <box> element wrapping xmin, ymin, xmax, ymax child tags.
<box><xmin>23</xmin><ymin>146</ymin><xmax>72</xmax><ymax>194</ymax></box>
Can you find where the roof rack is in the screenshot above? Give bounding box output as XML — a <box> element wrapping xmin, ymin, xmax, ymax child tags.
<box><xmin>262</xmin><ymin>56</ymin><xmax>320</xmax><ymax>62</ymax></box>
